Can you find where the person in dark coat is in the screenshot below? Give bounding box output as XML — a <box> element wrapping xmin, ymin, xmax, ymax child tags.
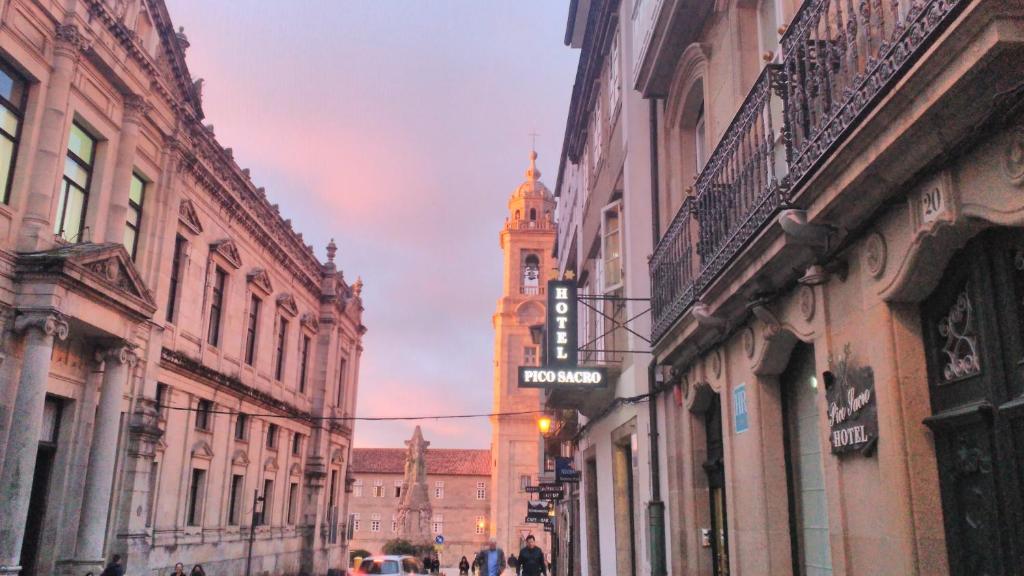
<box><xmin>516</xmin><ymin>535</ymin><xmax>547</xmax><ymax>576</ymax></box>
<box><xmin>459</xmin><ymin>556</ymin><xmax>471</xmax><ymax>575</ymax></box>
<box><xmin>99</xmin><ymin>554</ymin><xmax>124</xmax><ymax>576</ymax></box>
<box><xmin>172</xmin><ymin>563</ymin><xmax>186</xmax><ymax>576</ymax></box>
<box><xmin>190</xmin><ymin>565</ymin><xmax>206</xmax><ymax>576</ymax></box>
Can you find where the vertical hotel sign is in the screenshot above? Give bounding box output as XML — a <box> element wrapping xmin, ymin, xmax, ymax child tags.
<box><xmin>547</xmin><ymin>280</ymin><xmax>577</xmax><ymax>367</ymax></box>
<box><xmin>518</xmin><ymin>279</ymin><xmax>607</xmax><ymax>389</ymax></box>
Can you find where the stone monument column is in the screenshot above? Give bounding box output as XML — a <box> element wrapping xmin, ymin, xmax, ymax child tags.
<box><xmin>69</xmin><ymin>345</ymin><xmax>138</xmax><ymax>574</ymax></box>
<box><xmin>102</xmin><ymin>95</ymin><xmax>148</xmax><ymax>246</ymax></box>
<box><xmin>16</xmin><ymin>24</ymin><xmax>88</xmax><ymax>252</ymax></box>
<box><xmin>0</xmin><ymin>310</ymin><xmax>69</xmax><ymax>574</ymax></box>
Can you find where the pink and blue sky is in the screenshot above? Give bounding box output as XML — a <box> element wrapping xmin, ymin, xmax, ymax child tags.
<box><xmin>168</xmin><ymin>1</ymin><xmax>578</xmax><ymax>448</ymax></box>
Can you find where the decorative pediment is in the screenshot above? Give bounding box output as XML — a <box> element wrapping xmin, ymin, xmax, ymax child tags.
<box><xmin>17</xmin><ymin>243</ymin><xmax>157</xmax><ymax>318</ymax></box>
<box><xmin>178</xmin><ymin>198</ymin><xmax>203</xmax><ymax>234</ymax></box>
<box><xmin>191</xmin><ymin>440</ymin><xmax>214</xmax><ymax>460</ymax></box>
<box><xmin>264</xmin><ymin>456</ymin><xmax>279</xmax><ymax>472</ymax></box>
<box><xmin>300</xmin><ymin>312</ymin><xmax>319</xmax><ymax>332</ymax></box>
<box><xmin>210</xmin><ymin>239</ymin><xmax>242</xmax><ymax>269</ymax></box>
<box><xmin>232</xmin><ymin>449</ymin><xmax>250</xmax><ymax>467</ymax></box>
<box><xmin>289</xmin><ymin>462</ymin><xmax>303</xmax><ymax>477</ymax></box>
<box><xmin>247</xmin><ymin>268</ymin><xmax>274</xmax><ymax>294</ymax></box>
<box><xmin>277</xmin><ymin>293</ymin><xmax>298</xmax><ymax>316</ymax></box>
<box><xmin>330</xmin><ymin>447</ymin><xmax>345</xmax><ymax>465</ymax></box>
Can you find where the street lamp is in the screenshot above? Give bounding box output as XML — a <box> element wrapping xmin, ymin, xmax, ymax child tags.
<box><xmin>537</xmin><ymin>416</ymin><xmax>552</xmax><ymax>436</ymax></box>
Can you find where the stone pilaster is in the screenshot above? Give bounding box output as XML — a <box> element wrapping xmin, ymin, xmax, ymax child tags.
<box><xmin>16</xmin><ymin>24</ymin><xmax>89</xmax><ymax>252</ymax></box>
<box><xmin>66</xmin><ymin>346</ymin><xmax>137</xmax><ymax>575</ymax></box>
<box><xmin>103</xmin><ymin>95</ymin><xmax>149</xmax><ymax>246</ymax></box>
<box><xmin>0</xmin><ymin>310</ymin><xmax>69</xmax><ymax>575</ymax></box>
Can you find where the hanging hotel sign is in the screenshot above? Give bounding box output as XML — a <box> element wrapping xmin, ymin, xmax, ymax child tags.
<box><xmin>554</xmin><ymin>457</ymin><xmax>580</xmax><ymax>483</ymax></box>
<box><xmin>825</xmin><ymin>346</ymin><xmax>878</xmax><ymax>456</ymax></box>
<box><xmin>518</xmin><ymin>280</ymin><xmax>608</xmax><ymax>389</ymax></box>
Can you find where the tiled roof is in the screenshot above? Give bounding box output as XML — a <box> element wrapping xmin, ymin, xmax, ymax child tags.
<box><xmin>351</xmin><ymin>448</ymin><xmax>491</xmax><ymax>476</ymax></box>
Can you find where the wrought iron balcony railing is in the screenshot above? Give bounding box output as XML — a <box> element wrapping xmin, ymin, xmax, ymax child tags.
<box><xmin>650</xmin><ymin>0</ymin><xmax>968</xmax><ymax>344</ymax></box>
<box><xmin>782</xmin><ymin>0</ymin><xmax>970</xmax><ymax>188</ymax></box>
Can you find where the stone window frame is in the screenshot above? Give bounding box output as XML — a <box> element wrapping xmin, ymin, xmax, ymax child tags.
<box><xmin>373</xmin><ymin>479</ymin><xmax>385</xmax><ymax>498</ymax></box>
<box><xmin>394</xmin><ymin>479</ymin><xmax>403</xmax><ymax>498</ymax></box>
<box><xmin>475</xmin><ymin>515</ymin><xmax>486</xmax><ymax>535</ymax></box>
<box><xmin>476</xmin><ymin>481</ymin><xmax>487</xmax><ymax>500</ymax></box>
<box><xmin>434</xmin><ymin>480</ymin><xmax>445</xmax><ymax>499</ymax></box>
<box><xmin>352</xmin><ymin>479</ymin><xmax>363</xmax><ymax>498</ymax></box>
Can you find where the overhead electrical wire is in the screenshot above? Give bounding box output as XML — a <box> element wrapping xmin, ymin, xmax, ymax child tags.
<box><xmin>156</xmin><ymin>404</ymin><xmax>548</xmax><ymax>422</ymax></box>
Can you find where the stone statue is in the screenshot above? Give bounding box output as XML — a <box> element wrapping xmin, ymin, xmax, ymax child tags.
<box><xmin>396</xmin><ymin>426</ymin><xmax>433</xmax><ymax>544</ymax></box>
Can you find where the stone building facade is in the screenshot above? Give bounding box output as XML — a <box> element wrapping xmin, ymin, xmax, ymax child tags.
<box><xmin>490</xmin><ymin>152</ymin><xmax>554</xmax><ymax>557</ymax></box>
<box><xmin>552</xmin><ymin>0</ymin><xmax>1024</xmax><ymax>575</ymax></box>
<box><xmin>0</xmin><ymin>1</ymin><xmax>365</xmax><ymax>575</ymax></box>
<box><xmin>347</xmin><ymin>443</ymin><xmax>491</xmax><ymax>570</ymax></box>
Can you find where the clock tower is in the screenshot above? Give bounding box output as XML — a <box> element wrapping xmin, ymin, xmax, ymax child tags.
<box><xmin>490</xmin><ymin>150</ymin><xmax>555</xmax><ymax>554</ymax></box>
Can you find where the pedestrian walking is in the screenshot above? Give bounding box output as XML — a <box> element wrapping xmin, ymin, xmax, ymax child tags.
<box><xmin>473</xmin><ymin>537</ymin><xmax>507</xmax><ymax>576</ymax></box>
<box><xmin>516</xmin><ymin>535</ymin><xmax>546</xmax><ymax>576</ymax></box>
<box><xmin>459</xmin><ymin>556</ymin><xmax>471</xmax><ymax>575</ymax></box>
<box><xmin>172</xmin><ymin>562</ymin><xmax>186</xmax><ymax>576</ymax></box>
<box><xmin>99</xmin><ymin>554</ymin><xmax>124</xmax><ymax>576</ymax></box>
<box><xmin>190</xmin><ymin>565</ymin><xmax>206</xmax><ymax>576</ymax></box>
<box><xmin>507</xmin><ymin>554</ymin><xmax>517</xmax><ymax>571</ymax></box>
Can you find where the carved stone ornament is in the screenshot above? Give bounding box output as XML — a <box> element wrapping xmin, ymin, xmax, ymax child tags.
<box><xmin>191</xmin><ymin>439</ymin><xmax>214</xmax><ymax>460</ymax></box>
<box><xmin>232</xmin><ymin>449</ymin><xmax>249</xmax><ymax>467</ymax></box>
<box><xmin>84</xmin><ymin>255</ymin><xmax>144</xmax><ymax>299</ymax></box>
<box><xmin>864</xmin><ymin>232</ymin><xmax>888</xmax><ymax>279</ymax></box>
<box><xmin>247</xmin><ymin>267</ymin><xmax>274</xmax><ymax>294</ymax></box>
<box><xmin>290</xmin><ymin>462</ymin><xmax>303</xmax><ymax>477</ymax></box>
<box><xmin>178</xmin><ymin>198</ymin><xmax>203</xmax><ymax>234</ymax></box>
<box><xmin>799</xmin><ymin>285</ymin><xmax>816</xmax><ymax>321</ymax></box>
<box><xmin>710</xmin><ymin>349</ymin><xmax>722</xmax><ymax>379</ymax></box>
<box><xmin>277</xmin><ymin>293</ymin><xmax>299</xmax><ymax>317</ymax></box>
<box><xmin>14</xmin><ymin>310</ymin><xmax>69</xmax><ymax>341</ymax></box>
<box><xmin>97</xmin><ymin>345</ymin><xmax>139</xmax><ymax>367</ymax></box>
<box><xmin>54</xmin><ymin>23</ymin><xmax>90</xmax><ymax>55</ymax></box>
<box><xmin>300</xmin><ymin>312</ymin><xmax>319</xmax><ymax>332</ymax></box>
<box><xmin>742</xmin><ymin>326</ymin><xmax>756</xmax><ymax>359</ymax></box>
<box><xmin>1005</xmin><ymin>126</ymin><xmax>1024</xmax><ymax>186</ymax></box>
<box><xmin>909</xmin><ymin>171</ymin><xmax>958</xmax><ymax>243</ymax></box>
<box><xmin>210</xmin><ymin>239</ymin><xmax>242</xmax><ymax>269</ymax></box>
<box><xmin>122</xmin><ymin>94</ymin><xmax>151</xmax><ymax>123</ymax></box>
<box><xmin>265</xmin><ymin>456</ymin><xmax>279</xmax><ymax>472</ymax></box>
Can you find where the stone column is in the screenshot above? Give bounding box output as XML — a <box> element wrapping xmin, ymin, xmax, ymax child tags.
<box><xmin>69</xmin><ymin>346</ymin><xmax>137</xmax><ymax>574</ymax></box>
<box><xmin>16</xmin><ymin>24</ymin><xmax>88</xmax><ymax>252</ymax></box>
<box><xmin>0</xmin><ymin>310</ymin><xmax>69</xmax><ymax>575</ymax></box>
<box><xmin>103</xmin><ymin>96</ymin><xmax>148</xmax><ymax>246</ymax></box>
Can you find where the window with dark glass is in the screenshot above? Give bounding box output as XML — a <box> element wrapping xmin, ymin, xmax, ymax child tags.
<box><xmin>235</xmin><ymin>413</ymin><xmax>248</xmax><ymax>441</ymax></box>
<box><xmin>228</xmin><ymin>474</ymin><xmax>244</xmax><ymax>526</ymax></box>
<box><xmin>195</xmin><ymin>399</ymin><xmax>213</xmax><ymax>431</ymax></box>
<box><xmin>245</xmin><ymin>295</ymin><xmax>261</xmax><ymax>365</ymax></box>
<box><xmin>124</xmin><ymin>172</ymin><xmax>145</xmax><ymax>259</ymax></box>
<box><xmin>274</xmin><ymin>318</ymin><xmax>288</xmax><ymax>381</ymax></box>
<box><xmin>207</xmin><ymin>267</ymin><xmax>226</xmax><ymax>347</ymax></box>
<box><xmin>166</xmin><ymin>235</ymin><xmax>186</xmax><ymax>323</ymax></box>
<box><xmin>298</xmin><ymin>335</ymin><xmax>311</xmax><ymax>393</ymax></box>
<box><xmin>292</xmin><ymin>432</ymin><xmax>303</xmax><ymax>456</ymax></box>
<box><xmin>260</xmin><ymin>479</ymin><xmax>274</xmax><ymax>525</ymax></box>
<box><xmin>155</xmin><ymin>383</ymin><xmax>168</xmax><ymax>410</ymax></box>
<box><xmin>266</xmin><ymin>423</ymin><xmax>278</xmax><ymax>449</ymax></box>
<box><xmin>187</xmin><ymin>468</ymin><xmax>206</xmax><ymax>526</ymax></box>
<box><xmin>336</xmin><ymin>357</ymin><xmax>347</xmax><ymax>406</ymax></box>
<box><xmin>0</xmin><ymin>60</ymin><xmax>27</xmax><ymax>205</ymax></box>
<box><xmin>55</xmin><ymin>122</ymin><xmax>97</xmax><ymax>242</ymax></box>
<box><xmin>287</xmin><ymin>482</ymin><xmax>299</xmax><ymax>525</ymax></box>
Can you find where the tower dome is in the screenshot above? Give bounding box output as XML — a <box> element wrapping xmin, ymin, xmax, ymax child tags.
<box><xmin>507</xmin><ymin>150</ymin><xmax>555</xmax><ymax>227</ymax></box>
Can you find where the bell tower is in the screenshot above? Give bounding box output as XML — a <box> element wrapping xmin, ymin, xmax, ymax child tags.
<box><xmin>490</xmin><ymin>150</ymin><xmax>555</xmax><ymax>554</ymax></box>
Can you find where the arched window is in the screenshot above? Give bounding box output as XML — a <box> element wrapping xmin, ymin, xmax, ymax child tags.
<box><xmin>530</xmin><ymin>208</ymin><xmax>537</xmax><ymax>221</ymax></box>
<box><xmin>515</xmin><ymin>210</ymin><xmax>521</xmax><ymax>221</ymax></box>
<box><xmin>522</xmin><ymin>254</ymin><xmax>540</xmax><ymax>294</ymax></box>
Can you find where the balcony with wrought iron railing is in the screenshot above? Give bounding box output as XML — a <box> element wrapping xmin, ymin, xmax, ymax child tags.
<box><xmin>650</xmin><ymin>0</ymin><xmax>972</xmax><ymax>344</ymax></box>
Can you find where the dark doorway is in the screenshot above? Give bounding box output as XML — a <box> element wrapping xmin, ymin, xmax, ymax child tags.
<box><xmin>20</xmin><ymin>445</ymin><xmax>55</xmax><ymax>575</ymax></box>
<box><xmin>921</xmin><ymin>229</ymin><xmax>1024</xmax><ymax>574</ymax></box>
<box><xmin>703</xmin><ymin>394</ymin><xmax>730</xmax><ymax>576</ymax></box>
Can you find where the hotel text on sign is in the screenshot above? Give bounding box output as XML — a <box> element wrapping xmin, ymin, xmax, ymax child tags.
<box><xmin>546</xmin><ymin>280</ymin><xmax>577</xmax><ymax>367</ymax></box>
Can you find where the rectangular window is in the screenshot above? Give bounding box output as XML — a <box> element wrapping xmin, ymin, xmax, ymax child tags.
<box><xmin>146</xmin><ymin>461</ymin><xmax>159</xmax><ymax>528</ymax></box>
<box><xmin>234</xmin><ymin>413</ymin><xmax>248</xmax><ymax>441</ymax></box>
<box><xmin>373</xmin><ymin>480</ymin><xmax>384</xmax><ymax>498</ymax></box>
<box><xmin>394</xmin><ymin>480</ymin><xmax>403</xmax><ymax>498</ymax></box>
<box><xmin>370</xmin><ymin>513</ymin><xmax>381</xmax><ymax>533</ymax></box>
<box><xmin>352</xmin><ymin>479</ymin><xmax>363</xmax><ymax>498</ymax></box>
<box><xmin>608</xmin><ymin>29</ymin><xmax>621</xmax><ymax>114</ymax></box>
<box><xmin>476</xmin><ymin>482</ymin><xmax>487</xmax><ymax>500</ymax></box>
<box><xmin>391</xmin><ymin>515</ymin><xmax>397</xmax><ymax>533</ymax></box>
<box><xmin>520</xmin><ymin>474</ymin><xmax>531</xmax><ymax>492</ymax></box>
<box><xmin>523</xmin><ymin>346</ymin><xmax>538</xmax><ymax>367</ymax></box>
<box><xmin>336</xmin><ymin>357</ymin><xmax>347</xmax><ymax>407</ymax></box>
<box><xmin>187</xmin><ymin>468</ymin><xmax>206</xmax><ymax>526</ymax></box>
<box><xmin>0</xmin><ymin>60</ymin><xmax>26</xmax><ymax>204</ymax></box>
<box><xmin>328</xmin><ymin>470</ymin><xmax>338</xmax><ymax>509</ymax></box>
<box><xmin>124</xmin><ymin>172</ymin><xmax>145</xmax><ymax>259</ymax></box>
<box><xmin>195</xmin><ymin>399</ymin><xmax>212</xmax><ymax>431</ymax></box>
<box><xmin>207</xmin><ymin>267</ymin><xmax>227</xmax><ymax>347</ymax></box>
<box><xmin>292</xmin><ymin>433</ymin><xmax>303</xmax><ymax>456</ymax></box>
<box><xmin>228</xmin><ymin>474</ymin><xmax>244</xmax><ymax>526</ymax></box>
<box><xmin>245</xmin><ymin>295</ymin><xmax>261</xmax><ymax>366</ymax></box>
<box><xmin>298</xmin><ymin>335</ymin><xmax>311</xmax><ymax>393</ymax></box>
<box><xmin>432</xmin><ymin>514</ymin><xmax>443</xmax><ymax>534</ymax></box>
<box><xmin>475</xmin><ymin>516</ymin><xmax>486</xmax><ymax>535</ymax></box>
<box><xmin>601</xmin><ymin>201</ymin><xmax>623</xmax><ymax>292</ymax></box>
<box><xmin>260</xmin><ymin>479</ymin><xmax>274</xmax><ymax>525</ymax></box>
<box><xmin>155</xmin><ymin>383</ymin><xmax>169</xmax><ymax>416</ymax></box>
<box><xmin>695</xmin><ymin>102</ymin><xmax>707</xmax><ymax>173</ymax></box>
<box><xmin>55</xmin><ymin>123</ymin><xmax>97</xmax><ymax>242</ymax></box>
<box><xmin>266</xmin><ymin>423</ymin><xmax>278</xmax><ymax>449</ymax></box>
<box><xmin>275</xmin><ymin>318</ymin><xmax>288</xmax><ymax>381</ymax></box>
<box><xmin>287</xmin><ymin>482</ymin><xmax>299</xmax><ymax>525</ymax></box>
<box><xmin>166</xmin><ymin>235</ymin><xmax>186</xmax><ymax>323</ymax></box>
<box><xmin>352</xmin><ymin>512</ymin><xmax>360</xmax><ymax>532</ymax></box>
<box><xmin>434</xmin><ymin>481</ymin><xmax>444</xmax><ymax>499</ymax></box>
